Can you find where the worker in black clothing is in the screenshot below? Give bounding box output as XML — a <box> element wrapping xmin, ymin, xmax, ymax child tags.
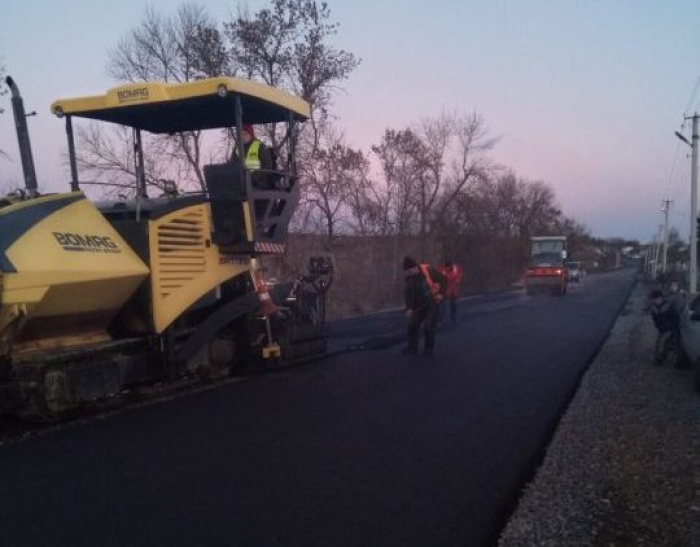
<box><xmin>402</xmin><ymin>256</ymin><xmax>447</xmax><ymax>356</ymax></box>
<box><xmin>648</xmin><ymin>289</ymin><xmax>680</xmax><ymax>365</ymax></box>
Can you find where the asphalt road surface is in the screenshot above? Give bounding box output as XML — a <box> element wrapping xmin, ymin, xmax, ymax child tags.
<box><xmin>0</xmin><ymin>269</ymin><xmax>636</xmax><ymax>547</ymax></box>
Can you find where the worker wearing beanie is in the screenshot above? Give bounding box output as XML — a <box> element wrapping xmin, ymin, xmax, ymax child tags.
<box><xmin>232</xmin><ymin>124</ymin><xmax>275</xmax><ymax>187</ymax></box>
<box><xmin>403</xmin><ymin>256</ymin><xmax>447</xmax><ymax>356</ymax></box>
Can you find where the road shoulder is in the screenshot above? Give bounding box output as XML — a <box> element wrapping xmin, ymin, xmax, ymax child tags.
<box><xmin>499</xmin><ymin>280</ymin><xmax>700</xmax><ymax>546</ymax></box>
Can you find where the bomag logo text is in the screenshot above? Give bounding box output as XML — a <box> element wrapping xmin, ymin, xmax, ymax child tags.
<box><xmin>52</xmin><ymin>232</ymin><xmax>122</xmax><ymax>254</ymax></box>
<box><xmin>117</xmin><ymin>88</ymin><xmax>149</xmax><ymax>103</ymax></box>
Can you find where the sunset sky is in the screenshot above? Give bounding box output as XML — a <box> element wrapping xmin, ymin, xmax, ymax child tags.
<box><xmin>2</xmin><ymin>0</ymin><xmax>700</xmax><ymax>241</ymax></box>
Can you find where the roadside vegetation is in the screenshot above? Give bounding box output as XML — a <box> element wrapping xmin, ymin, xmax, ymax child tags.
<box><xmin>1</xmin><ymin>1</ymin><xmax>639</xmax><ymax>315</ymax></box>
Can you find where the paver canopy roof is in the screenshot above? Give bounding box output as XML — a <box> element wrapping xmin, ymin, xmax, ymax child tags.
<box><xmin>51</xmin><ymin>77</ymin><xmax>310</xmax><ymax>133</ymax></box>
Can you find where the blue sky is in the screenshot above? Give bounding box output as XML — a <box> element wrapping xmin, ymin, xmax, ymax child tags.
<box><xmin>2</xmin><ymin>0</ymin><xmax>700</xmax><ymax>241</ymax></box>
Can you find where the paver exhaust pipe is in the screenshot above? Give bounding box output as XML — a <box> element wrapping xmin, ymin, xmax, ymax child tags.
<box><xmin>6</xmin><ymin>76</ymin><xmax>38</xmax><ymax>197</ymax></box>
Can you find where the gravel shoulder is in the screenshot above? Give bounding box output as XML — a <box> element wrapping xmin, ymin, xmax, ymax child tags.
<box><xmin>499</xmin><ymin>279</ymin><xmax>700</xmax><ymax>546</ymax></box>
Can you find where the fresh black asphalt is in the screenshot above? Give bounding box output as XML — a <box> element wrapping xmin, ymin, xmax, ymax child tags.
<box><xmin>0</xmin><ymin>269</ymin><xmax>636</xmax><ymax>547</ymax></box>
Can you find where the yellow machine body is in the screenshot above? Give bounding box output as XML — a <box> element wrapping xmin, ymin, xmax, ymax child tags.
<box><xmin>0</xmin><ymin>193</ymin><xmax>258</xmax><ymax>360</ymax></box>
<box><xmin>0</xmin><ymin>75</ymin><xmax>318</xmax><ymax>416</ymax></box>
<box><xmin>147</xmin><ymin>202</ymin><xmax>252</xmax><ymax>333</ymax></box>
<box><xmin>0</xmin><ymin>193</ymin><xmax>149</xmax><ymax>358</ymax></box>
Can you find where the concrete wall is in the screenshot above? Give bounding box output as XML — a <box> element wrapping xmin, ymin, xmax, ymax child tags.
<box><xmin>264</xmin><ymin>234</ymin><xmax>521</xmax><ymax>320</ymax></box>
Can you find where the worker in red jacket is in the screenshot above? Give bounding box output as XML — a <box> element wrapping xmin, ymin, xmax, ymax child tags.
<box><xmin>440</xmin><ymin>260</ymin><xmax>464</xmax><ymax>324</ymax></box>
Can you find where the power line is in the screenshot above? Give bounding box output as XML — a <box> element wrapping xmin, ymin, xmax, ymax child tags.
<box><xmin>667</xmin><ymin>74</ymin><xmax>700</xmax><ymax>202</ymax></box>
<box><xmin>652</xmin><ymin>77</ymin><xmax>700</xmax><ymax>248</ymax></box>
<box><xmin>669</xmin><ymin>118</ymin><xmax>692</xmax><ymax>200</ymax></box>
<box><xmin>666</xmin><ymin>132</ymin><xmax>683</xmax><ymax>201</ymax></box>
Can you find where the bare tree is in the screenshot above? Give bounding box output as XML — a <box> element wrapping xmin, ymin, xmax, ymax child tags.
<box><xmin>189</xmin><ymin>22</ymin><xmax>230</xmax><ymax>79</ymax></box>
<box><xmin>434</xmin><ymin>113</ymin><xmax>498</xmax><ymax>217</ymax></box>
<box><xmin>519</xmin><ymin>179</ymin><xmax>561</xmax><ymax>237</ymax></box>
<box><xmin>299</xmin><ymin>126</ymin><xmax>364</xmax><ymax>237</ymax></box>
<box><xmin>416</xmin><ymin>112</ymin><xmax>498</xmax><ymax>252</ymax></box>
<box><xmin>108</xmin><ymin>4</ymin><xmax>222</xmax><ymax>83</ymax></box>
<box><xmin>371</xmin><ymin>129</ymin><xmax>424</xmax><ymax>237</ymax></box>
<box><xmin>345</xmin><ymin>165</ymin><xmax>390</xmax><ymax>236</ymax></box>
<box><xmin>225</xmin><ymin>0</ymin><xmax>359</xmax><ymax>151</ymax></box>
<box><xmin>456</xmin><ymin>171</ymin><xmax>560</xmax><ymax>239</ymax></box>
<box><xmin>74</xmin><ymin>123</ymin><xmax>189</xmax><ymax>196</ymax></box>
<box><xmin>79</xmin><ymin>1</ymin><xmax>358</xmax><ymax>195</ymax></box>
<box><xmin>225</xmin><ymin>0</ymin><xmax>358</xmax><ymax>113</ymax></box>
<box><xmin>557</xmin><ymin>215</ymin><xmax>591</xmax><ymax>253</ymax></box>
<box><xmin>430</xmin><ymin>166</ymin><xmax>567</xmax><ymax>285</ymax></box>
<box><xmin>367</xmin><ymin>112</ymin><xmax>496</xmax><ymax>253</ymax></box>
<box><xmin>413</xmin><ymin>113</ymin><xmax>452</xmax><ymax>242</ymax></box>
<box><xmin>81</xmin><ymin>3</ymin><xmax>226</xmax><ymax>192</ymax></box>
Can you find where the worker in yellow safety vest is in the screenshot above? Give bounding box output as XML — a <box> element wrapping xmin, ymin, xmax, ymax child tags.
<box><xmin>234</xmin><ymin>124</ymin><xmax>275</xmax><ymax>187</ymax></box>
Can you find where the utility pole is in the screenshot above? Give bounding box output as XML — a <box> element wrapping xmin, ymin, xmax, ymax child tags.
<box><xmin>652</xmin><ymin>224</ymin><xmax>663</xmax><ymax>279</ymax></box>
<box><xmin>645</xmin><ymin>240</ymin><xmax>652</xmax><ymax>275</ymax></box>
<box><xmin>692</xmin><ymin>114</ymin><xmax>699</xmax><ymax>294</ymax></box>
<box><xmin>675</xmin><ymin>113</ymin><xmax>699</xmax><ymax>294</ymax></box>
<box><xmin>661</xmin><ymin>199</ymin><xmax>672</xmax><ymax>275</ymax></box>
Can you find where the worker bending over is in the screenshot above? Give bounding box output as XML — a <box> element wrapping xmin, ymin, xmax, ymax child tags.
<box><xmin>403</xmin><ymin>256</ymin><xmax>447</xmax><ymax>356</ymax></box>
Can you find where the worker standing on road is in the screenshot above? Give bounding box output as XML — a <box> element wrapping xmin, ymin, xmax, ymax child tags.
<box><xmin>440</xmin><ymin>260</ymin><xmax>464</xmax><ymax>324</ymax></box>
<box><xmin>402</xmin><ymin>256</ymin><xmax>447</xmax><ymax>356</ymax></box>
<box><xmin>648</xmin><ymin>289</ymin><xmax>681</xmax><ymax>366</ymax></box>
<box><xmin>666</xmin><ymin>280</ymin><xmax>687</xmax><ymax>315</ymax></box>
<box><xmin>666</xmin><ymin>280</ymin><xmax>690</xmax><ymax>369</ymax></box>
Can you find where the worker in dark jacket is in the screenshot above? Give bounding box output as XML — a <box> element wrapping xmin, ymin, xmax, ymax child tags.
<box><xmin>665</xmin><ymin>280</ymin><xmax>690</xmax><ymax>368</ymax></box>
<box><xmin>666</xmin><ymin>280</ymin><xmax>687</xmax><ymax>316</ymax></box>
<box><xmin>648</xmin><ymin>289</ymin><xmax>680</xmax><ymax>365</ymax></box>
<box><xmin>403</xmin><ymin>256</ymin><xmax>447</xmax><ymax>356</ymax></box>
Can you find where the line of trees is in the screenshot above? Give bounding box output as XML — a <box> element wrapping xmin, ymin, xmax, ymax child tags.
<box><xmin>78</xmin><ymin>1</ymin><xmax>358</xmax><ymax>193</ymax></box>
<box><xmin>0</xmin><ymin>0</ymin><xmax>644</xmax><ymax>310</ymax></box>
<box><xmin>69</xmin><ymin>1</ymin><xmax>594</xmax><ymax>287</ymax></box>
<box><xmin>297</xmin><ymin>111</ymin><xmax>589</xmax><ymax>275</ymax></box>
